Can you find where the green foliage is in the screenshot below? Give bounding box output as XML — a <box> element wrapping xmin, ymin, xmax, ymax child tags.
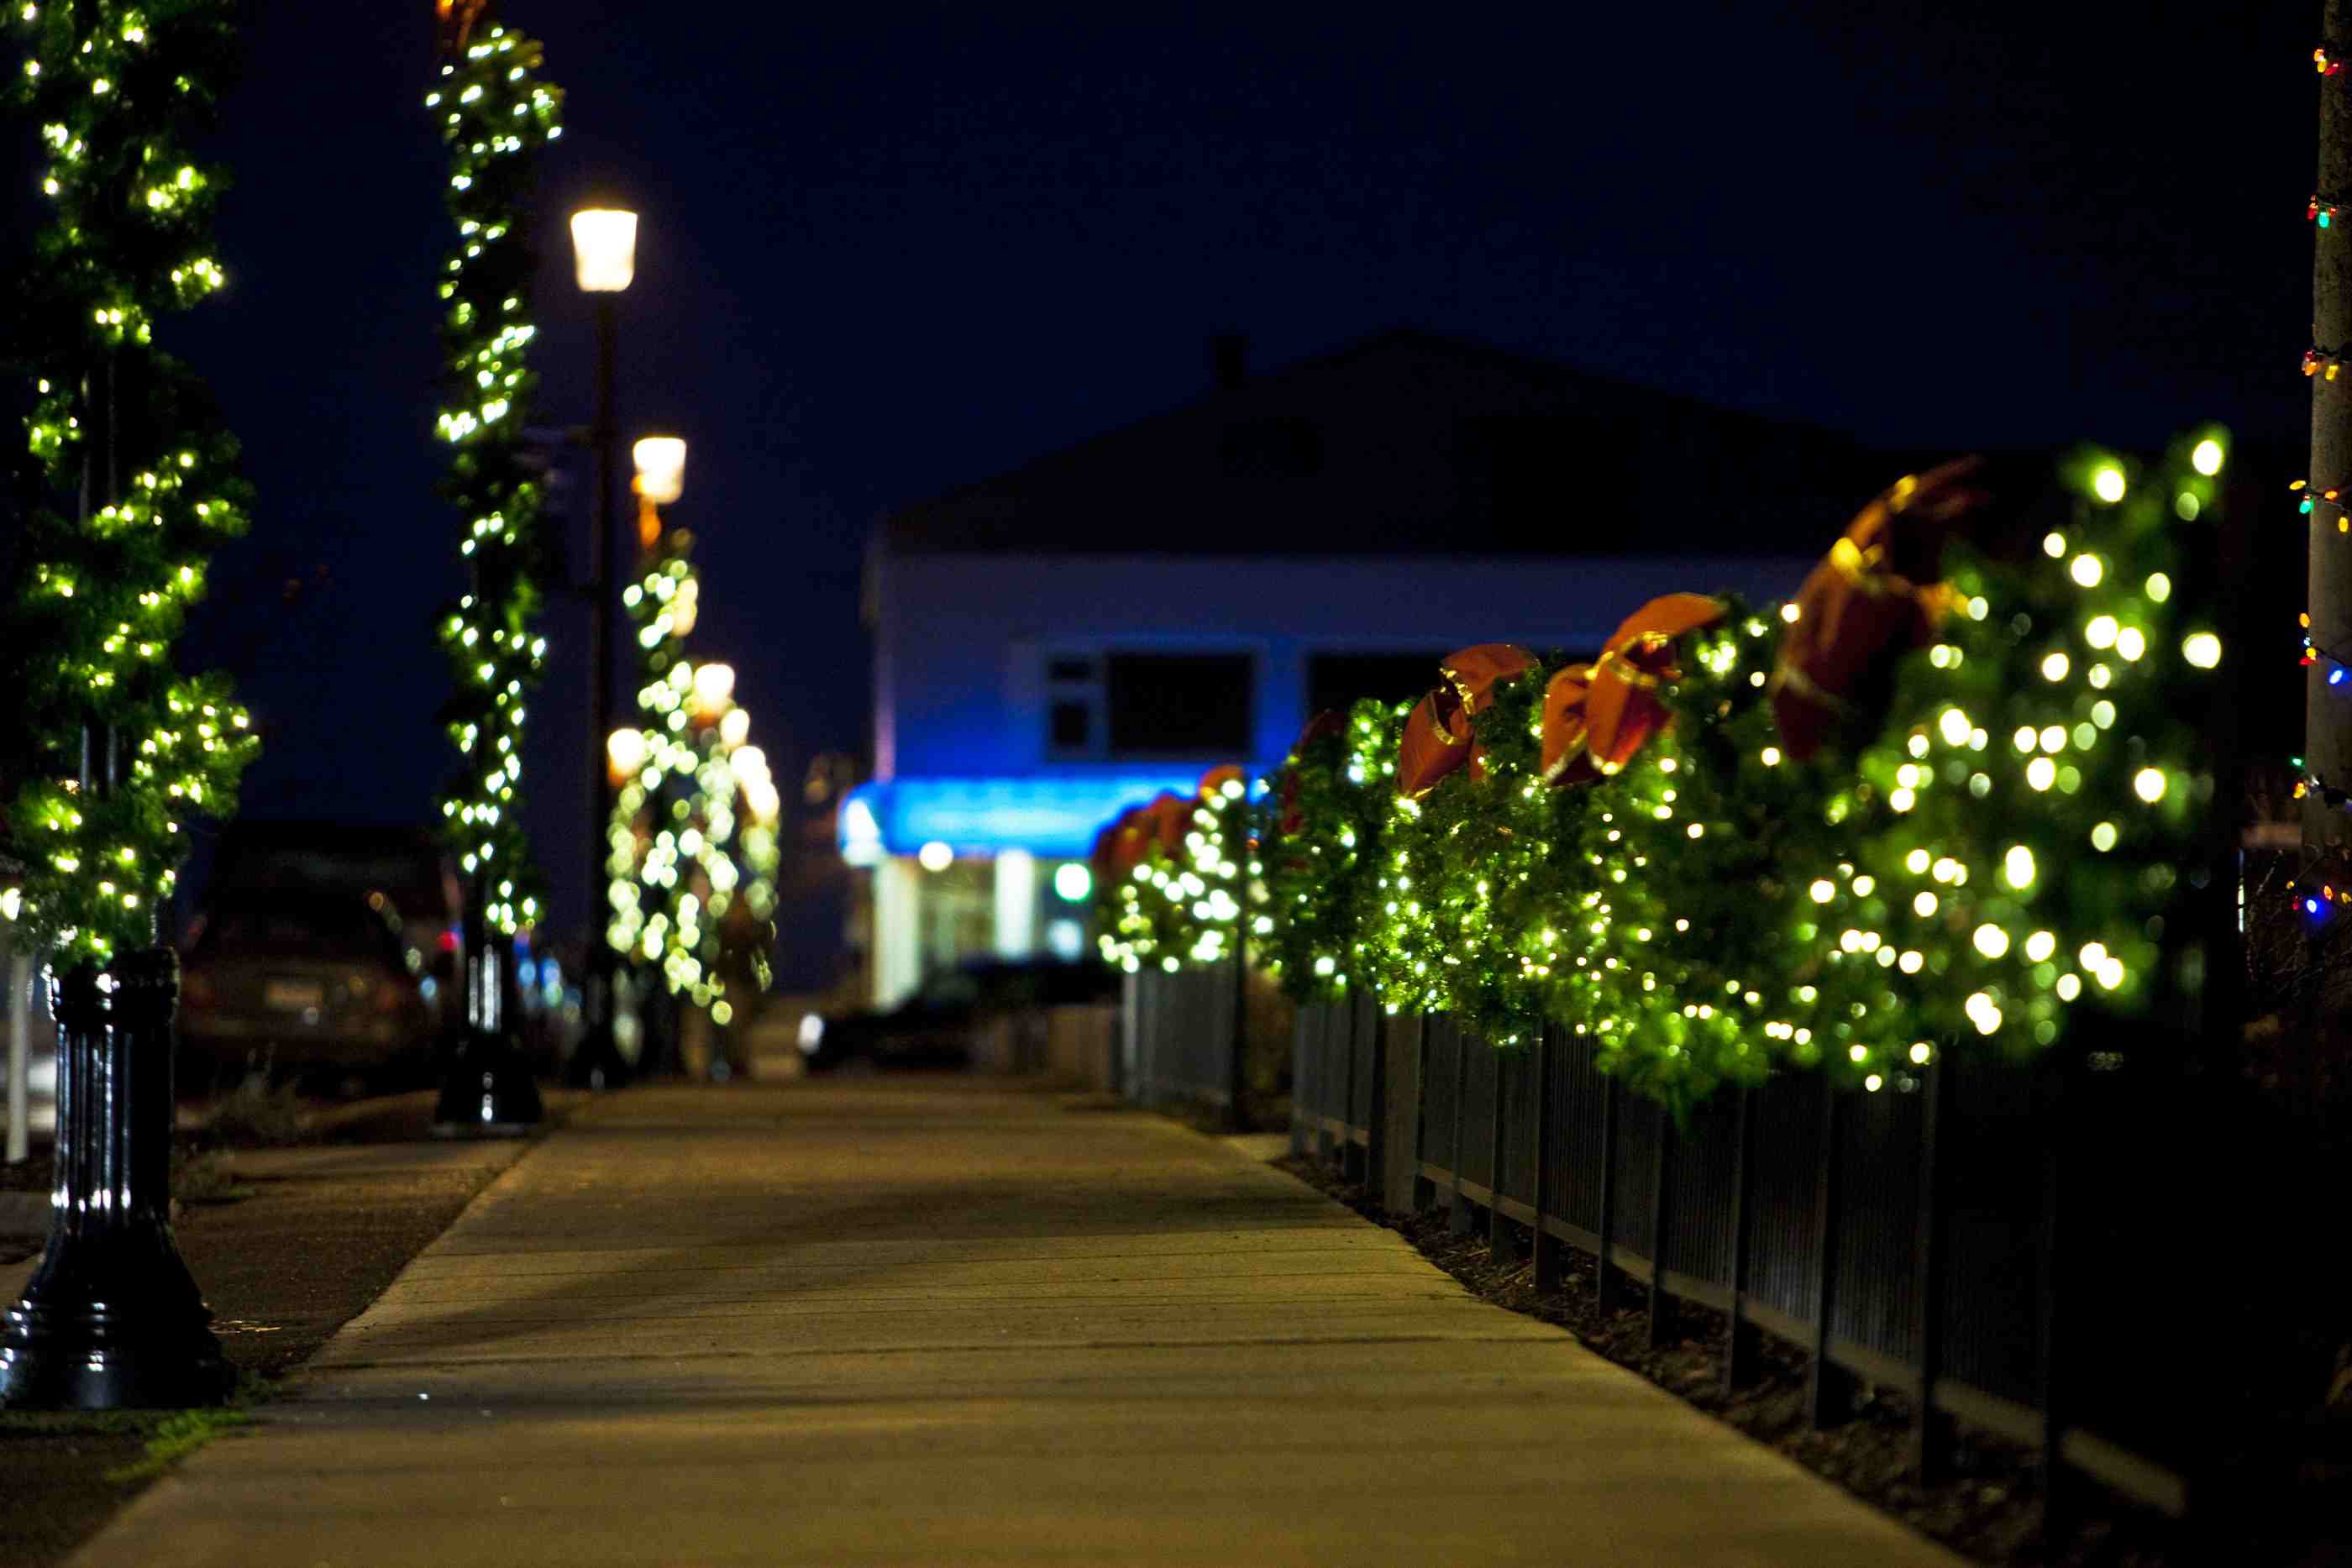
<box><xmin>1098</xmin><ymin>777</ymin><xmax>1251</xmax><ymax>974</ymax></box>
<box><xmin>1258</xmin><ymin>705</ymin><xmax>1394</xmax><ymax>1001</ymax></box>
<box><xmin>428</xmin><ymin>25</ymin><xmax>563</xmax><ymax>936</ymax></box>
<box><xmin>1104</xmin><ymin>438</ymin><xmax>2230</xmax><ymax>1112</ymax></box>
<box><xmin>3</xmin><ymin>0</ymin><xmax>258</xmax><ymax>961</ymax></box>
<box><xmin>605</xmin><ymin>529</ymin><xmax>780</xmax><ymax>1017</ymax></box>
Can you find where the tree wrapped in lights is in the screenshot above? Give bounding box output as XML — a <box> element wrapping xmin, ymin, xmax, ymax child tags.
<box><xmin>427</xmin><ymin>19</ymin><xmax>561</xmax><ymax>938</ymax></box>
<box><xmin>3</xmin><ymin>0</ymin><xmax>260</xmax><ymax>962</ymax></box>
<box><xmin>1097</xmin><ymin>437</ymin><xmax>2232</xmax><ymax>1111</ymax></box>
<box><xmin>605</xmin><ymin>526</ymin><xmax>780</xmax><ymax>1025</ymax></box>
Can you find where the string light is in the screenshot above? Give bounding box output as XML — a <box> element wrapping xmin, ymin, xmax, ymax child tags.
<box><xmin>2306</xmin><ymin>346</ymin><xmax>2349</xmax><ymax>380</ymax></box>
<box><xmin>606</xmin><ymin>523</ymin><xmax>780</xmax><ymax>1011</ymax></box>
<box><xmin>431</xmin><ymin>26</ymin><xmax>564</xmax><ymax>936</ymax></box>
<box><xmin>1112</xmin><ymin>433</ymin><xmax>2227</xmax><ymax>1107</ymax></box>
<box><xmin>2</xmin><ymin>1</ymin><xmax>259</xmax><ymax>959</ymax></box>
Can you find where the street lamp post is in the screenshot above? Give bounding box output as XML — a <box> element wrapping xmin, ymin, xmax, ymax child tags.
<box><xmin>568</xmin><ymin>207</ymin><xmax>638</xmax><ymax>1090</ymax></box>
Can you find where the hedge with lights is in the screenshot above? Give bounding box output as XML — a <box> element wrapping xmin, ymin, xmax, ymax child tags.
<box><xmin>605</xmin><ymin>524</ymin><xmax>780</xmax><ymax>1021</ymax></box>
<box><xmin>428</xmin><ymin>23</ymin><xmax>562</xmax><ymax>936</ymax></box>
<box><xmin>2</xmin><ymin>0</ymin><xmax>259</xmax><ymax>963</ymax></box>
<box><xmin>1098</xmin><ymin>772</ymin><xmax>1252</xmax><ymax>976</ymax></box>
<box><xmin>1098</xmin><ymin>437</ymin><xmax>2232</xmax><ymax>1111</ymax></box>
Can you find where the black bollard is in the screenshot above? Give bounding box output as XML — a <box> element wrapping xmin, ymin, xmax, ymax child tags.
<box><xmin>0</xmin><ymin>952</ymin><xmax>232</xmax><ymax>1408</ymax></box>
<box><xmin>433</xmin><ymin>922</ymin><xmax>543</xmax><ymax>1134</ymax></box>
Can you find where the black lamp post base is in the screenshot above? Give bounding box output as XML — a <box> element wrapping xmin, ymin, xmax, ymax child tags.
<box><xmin>1</xmin><ymin>1274</ymin><xmax>234</xmax><ymax>1410</ymax></box>
<box><xmin>432</xmin><ymin>1030</ymin><xmax>543</xmax><ymax>1135</ymax></box>
<box><xmin>2</xmin><ymin>952</ymin><xmax>233</xmax><ymax>1410</ymax></box>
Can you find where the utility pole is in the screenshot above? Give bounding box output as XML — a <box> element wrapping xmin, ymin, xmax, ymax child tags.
<box><xmin>2309</xmin><ymin>0</ymin><xmax>2352</xmax><ymax>856</ymax></box>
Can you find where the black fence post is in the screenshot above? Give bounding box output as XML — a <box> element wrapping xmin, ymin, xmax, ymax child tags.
<box><xmin>1226</xmin><ymin>931</ymin><xmax>1248</xmax><ymax>1131</ymax></box>
<box><xmin>1722</xmin><ymin>1083</ymin><xmax>1756</xmax><ymax>1397</ymax></box>
<box><xmin>1912</xmin><ymin>1055</ymin><xmax>1954</xmax><ymax>1482</ymax></box>
<box><xmin>1594</xmin><ymin>1073</ymin><xmax>1619</xmax><ymax>1308</ymax></box>
<box><xmin>1647</xmin><ymin>1100</ymin><xmax>1675</xmax><ymax>1349</ymax></box>
<box><xmin>1411</xmin><ymin>1015</ymin><xmax>1436</xmax><ymax>1210</ymax></box>
<box><xmin>1342</xmin><ymin>995</ymin><xmax>1367</xmax><ymax>1183</ymax></box>
<box><xmin>2036</xmin><ymin>1053</ymin><xmax>2071</xmax><ymax>1549</ymax></box>
<box><xmin>1806</xmin><ymin>1078</ymin><xmax>1852</xmax><ymax>1428</ymax></box>
<box><xmin>1531</xmin><ymin>1029</ymin><xmax>1561</xmax><ymax>1292</ymax></box>
<box><xmin>1361</xmin><ymin>999</ymin><xmax>1387</xmax><ymax>1191</ymax></box>
<box><xmin>1448</xmin><ymin>1023</ymin><xmax>1475</xmax><ymax>1235</ymax></box>
<box><xmin>1488</xmin><ymin>1048</ymin><xmax>1512</xmax><ymax>1261</ymax></box>
<box><xmin>1298</xmin><ymin>1006</ymin><xmax>1317</xmax><ymax>1151</ymax></box>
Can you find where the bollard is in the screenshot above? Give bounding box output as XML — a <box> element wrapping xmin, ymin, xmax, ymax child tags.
<box><xmin>433</xmin><ymin>919</ymin><xmax>543</xmax><ymax>1134</ymax></box>
<box><xmin>0</xmin><ymin>952</ymin><xmax>231</xmax><ymax>1408</ymax></box>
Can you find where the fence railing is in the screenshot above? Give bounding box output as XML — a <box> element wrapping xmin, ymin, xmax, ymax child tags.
<box><xmin>1121</xmin><ymin>965</ymin><xmax>1238</xmax><ymax>1110</ymax></box>
<box><xmin>1275</xmin><ymin>995</ymin><xmax>2213</xmax><ymax>1524</ymax></box>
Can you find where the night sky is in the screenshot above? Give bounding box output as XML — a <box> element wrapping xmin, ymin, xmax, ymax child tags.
<box><xmin>6</xmin><ymin>1</ymin><xmax>2321</xmax><ymax>942</ymax></box>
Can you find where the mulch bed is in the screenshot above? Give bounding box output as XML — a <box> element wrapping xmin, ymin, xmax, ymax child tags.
<box><xmin>1276</xmin><ymin>1151</ymin><xmax>2349</xmax><ymax>1568</ymax></box>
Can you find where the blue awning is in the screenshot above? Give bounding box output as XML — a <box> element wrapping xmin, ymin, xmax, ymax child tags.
<box><xmin>840</xmin><ymin>773</ymin><xmax>1218</xmax><ymax>860</ymax></box>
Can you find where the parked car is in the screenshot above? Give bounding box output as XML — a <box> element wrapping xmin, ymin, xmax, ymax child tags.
<box><xmin>201</xmin><ymin>821</ymin><xmax>463</xmax><ymax>1045</ymax></box>
<box><xmin>802</xmin><ymin>960</ymin><xmax>1116</xmax><ymax>1072</ymax></box>
<box><xmin>178</xmin><ymin>891</ymin><xmax>433</xmax><ymax>1090</ymax></box>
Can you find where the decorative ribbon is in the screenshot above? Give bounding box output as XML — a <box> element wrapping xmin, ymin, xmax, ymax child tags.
<box><xmin>1540</xmin><ymin>663</ymin><xmax>1598</xmax><ymax>786</ymax></box>
<box><xmin>1585</xmin><ymin>594</ymin><xmax>1727</xmax><ymax>775</ymax></box>
<box><xmin>1769</xmin><ymin>457</ymin><xmax>1986</xmax><ymax>761</ymax></box>
<box><xmin>1399</xmin><ymin>645</ymin><xmax>1536</xmax><ymax>797</ymax></box>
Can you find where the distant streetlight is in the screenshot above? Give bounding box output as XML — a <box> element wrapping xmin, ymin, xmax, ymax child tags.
<box><xmin>633</xmin><ymin>436</ymin><xmax>685</xmax><ymax>505</ymax></box>
<box><xmin>570</xmin><ymin>209</ymin><xmax>638</xmax><ymax>292</ymax></box>
<box><xmin>569</xmin><ymin>203</ymin><xmax>640</xmax><ymax>1091</ymax></box>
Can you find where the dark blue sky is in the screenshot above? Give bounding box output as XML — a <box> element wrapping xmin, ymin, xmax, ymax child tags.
<box><xmin>18</xmin><ymin>1</ymin><xmax>2316</xmax><ymax>939</ymax></box>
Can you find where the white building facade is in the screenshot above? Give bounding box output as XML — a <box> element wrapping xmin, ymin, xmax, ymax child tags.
<box><xmin>846</xmin><ymin>332</ymin><xmax>1881</xmax><ymax>1005</ymax></box>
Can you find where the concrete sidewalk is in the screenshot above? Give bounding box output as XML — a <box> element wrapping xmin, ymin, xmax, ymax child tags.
<box><xmin>69</xmin><ymin>1080</ymin><xmax>1959</xmax><ymax>1566</ymax></box>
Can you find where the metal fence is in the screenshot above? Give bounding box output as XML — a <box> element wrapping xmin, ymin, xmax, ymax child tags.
<box><xmin>1286</xmin><ymin>998</ymin><xmax>2217</xmax><ymax>1525</ymax></box>
<box><xmin>1121</xmin><ymin>966</ymin><xmax>1239</xmax><ymax>1110</ymax></box>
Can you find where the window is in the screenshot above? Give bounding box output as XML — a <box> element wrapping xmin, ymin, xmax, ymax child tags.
<box><xmin>1307</xmin><ymin>652</ymin><xmax>1451</xmax><ymax>718</ymax></box>
<box><xmin>1048</xmin><ymin>701</ymin><xmax>1091</xmax><ymax>749</ymax></box>
<box><xmin>1045</xmin><ymin>650</ymin><xmax>1254</xmax><ymax>759</ymax></box>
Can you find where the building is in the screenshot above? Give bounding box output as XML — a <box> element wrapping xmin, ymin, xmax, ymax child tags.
<box><xmin>845</xmin><ymin>329</ymin><xmax>1889</xmax><ymax>1006</ymax></box>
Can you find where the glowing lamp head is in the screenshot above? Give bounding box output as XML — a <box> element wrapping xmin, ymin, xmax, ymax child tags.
<box><xmin>633</xmin><ymin>436</ymin><xmax>685</xmax><ymax>504</ymax></box>
<box><xmin>570</xmin><ymin>208</ymin><xmax>638</xmax><ymax>292</ymax></box>
<box><xmin>605</xmin><ymin>726</ymin><xmax>647</xmax><ymax>785</ymax></box>
<box><xmin>916</xmin><ymin>840</ymin><xmax>953</xmax><ymax>873</ymax></box>
<box><xmin>689</xmin><ymin>662</ymin><xmax>735</xmax><ymax>720</ymax></box>
<box><xmin>2191</xmin><ymin>438</ymin><xmax>2223</xmax><ymax>476</ymax></box>
<box><xmin>2090</xmin><ymin>465</ymin><xmax>2126</xmax><ymax>504</ymax></box>
<box><xmin>718</xmin><ymin>708</ymin><xmax>751</xmax><ymax>750</ymax></box>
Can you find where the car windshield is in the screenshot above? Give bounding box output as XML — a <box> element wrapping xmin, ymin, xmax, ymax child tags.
<box><xmin>193</xmin><ymin>899</ymin><xmax>397</xmax><ymax>963</ymax></box>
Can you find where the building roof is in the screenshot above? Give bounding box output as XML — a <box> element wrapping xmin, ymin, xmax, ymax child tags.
<box><xmin>879</xmin><ymin>328</ymin><xmax>1901</xmax><ymax>558</ymax></box>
